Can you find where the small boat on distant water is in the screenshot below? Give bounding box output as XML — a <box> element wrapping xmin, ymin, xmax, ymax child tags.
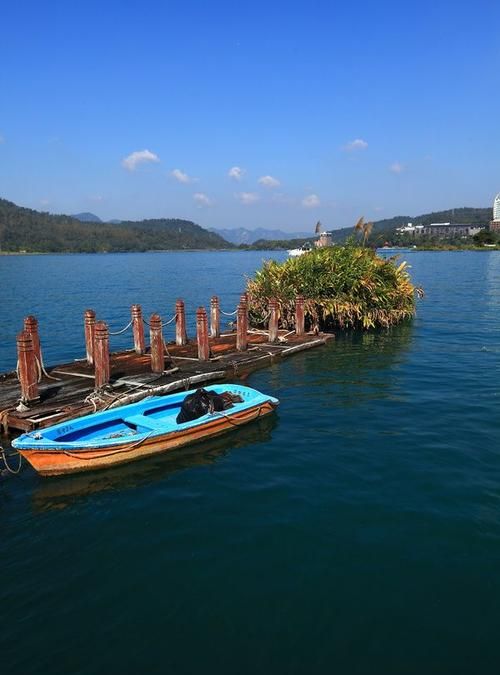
<box><xmin>12</xmin><ymin>384</ymin><xmax>279</xmax><ymax>476</ymax></box>
<box><xmin>288</xmin><ymin>242</ymin><xmax>312</xmax><ymax>257</ymax></box>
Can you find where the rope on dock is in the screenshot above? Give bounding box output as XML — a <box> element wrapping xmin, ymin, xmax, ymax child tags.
<box><xmin>142</xmin><ymin>314</ymin><xmax>176</xmax><ymax>328</ymax></box>
<box><xmin>109</xmin><ymin>319</ymin><xmax>133</xmax><ymax>336</ymax></box>
<box><xmin>36</xmin><ymin>355</ymin><xmax>61</xmax><ymax>382</ymax></box>
<box><xmin>1</xmin><ymin>446</ymin><xmax>23</xmax><ymax>474</ymax></box>
<box><xmin>0</xmin><ymin>408</ymin><xmax>14</xmax><ymax>434</ymax></box>
<box><xmin>221</xmin><ymin>308</ymin><xmax>238</xmax><ymax>317</ymax></box>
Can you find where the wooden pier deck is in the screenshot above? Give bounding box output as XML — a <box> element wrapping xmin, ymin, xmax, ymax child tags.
<box><xmin>0</xmin><ymin>330</ymin><xmax>332</xmax><ymax>434</ymax></box>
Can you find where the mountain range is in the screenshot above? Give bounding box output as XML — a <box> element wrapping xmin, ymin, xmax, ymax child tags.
<box><xmin>209</xmin><ymin>227</ymin><xmax>313</xmax><ymax>245</ymax></box>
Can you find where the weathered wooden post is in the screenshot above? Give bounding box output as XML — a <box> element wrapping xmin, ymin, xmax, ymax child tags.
<box><xmin>295</xmin><ymin>295</ymin><xmax>305</xmax><ymax>336</ymax></box>
<box><xmin>131</xmin><ymin>304</ymin><xmax>146</xmax><ymax>355</ymax></box>
<box><xmin>94</xmin><ymin>321</ymin><xmax>110</xmax><ymax>389</ymax></box>
<box><xmin>24</xmin><ymin>315</ymin><xmax>42</xmax><ymax>369</ymax></box>
<box><xmin>175</xmin><ymin>299</ymin><xmax>188</xmax><ymax>346</ymax></box>
<box><xmin>268</xmin><ymin>298</ymin><xmax>279</xmax><ymax>343</ymax></box>
<box><xmin>237</xmin><ymin>303</ymin><xmax>248</xmax><ymax>351</ymax></box>
<box><xmin>16</xmin><ymin>330</ymin><xmax>39</xmax><ymax>404</ymax></box>
<box><xmin>210</xmin><ymin>296</ymin><xmax>220</xmax><ymax>338</ymax></box>
<box><xmin>149</xmin><ymin>313</ymin><xmax>164</xmax><ymax>373</ymax></box>
<box><xmin>196</xmin><ymin>307</ymin><xmax>210</xmax><ymax>361</ymax></box>
<box><xmin>239</xmin><ymin>293</ymin><xmax>248</xmax><ymax>337</ymax></box>
<box><xmin>84</xmin><ymin>309</ymin><xmax>96</xmax><ymax>365</ymax></box>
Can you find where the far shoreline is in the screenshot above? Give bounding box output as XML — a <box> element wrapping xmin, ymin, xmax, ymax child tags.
<box><xmin>1</xmin><ymin>246</ymin><xmax>499</xmax><ymax>256</ymax></box>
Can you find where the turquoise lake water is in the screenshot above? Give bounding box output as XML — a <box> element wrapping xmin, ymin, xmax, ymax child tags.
<box><xmin>1</xmin><ymin>250</ymin><xmax>499</xmax><ymax>674</ymax></box>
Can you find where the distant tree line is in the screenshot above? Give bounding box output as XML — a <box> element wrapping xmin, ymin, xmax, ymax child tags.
<box><xmin>0</xmin><ymin>198</ymin><xmax>233</xmax><ymax>253</ymax></box>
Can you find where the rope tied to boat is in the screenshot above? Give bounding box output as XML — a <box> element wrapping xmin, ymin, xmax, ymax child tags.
<box><xmin>1</xmin><ymin>445</ymin><xmax>23</xmax><ymax>474</ymax></box>
<box><xmin>62</xmin><ymin>430</ymin><xmax>156</xmax><ymax>460</ymax></box>
<box><xmin>213</xmin><ymin>404</ymin><xmax>265</xmax><ymax>427</ymax></box>
<box><xmin>84</xmin><ymin>391</ymin><xmax>110</xmax><ymax>412</ymax></box>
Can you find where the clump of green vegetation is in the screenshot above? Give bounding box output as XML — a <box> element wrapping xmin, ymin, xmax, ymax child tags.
<box><xmin>247</xmin><ymin>244</ymin><xmax>421</xmax><ymax>330</ymax></box>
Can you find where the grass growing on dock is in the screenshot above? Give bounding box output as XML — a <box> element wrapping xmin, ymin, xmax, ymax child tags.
<box><xmin>247</xmin><ymin>245</ymin><xmax>420</xmax><ymax>330</ymax></box>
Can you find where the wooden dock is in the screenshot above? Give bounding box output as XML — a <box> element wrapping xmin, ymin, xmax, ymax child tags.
<box><xmin>0</xmin><ymin>294</ymin><xmax>332</xmax><ymax>435</ymax></box>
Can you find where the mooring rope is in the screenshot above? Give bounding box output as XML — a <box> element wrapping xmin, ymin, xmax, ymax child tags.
<box><xmin>83</xmin><ymin>391</ymin><xmax>110</xmax><ymax>413</ymax></box>
<box><xmin>0</xmin><ymin>408</ymin><xmax>13</xmax><ymax>434</ymax></box>
<box><xmin>36</xmin><ymin>355</ymin><xmax>61</xmax><ymax>382</ymax></box>
<box><xmin>0</xmin><ymin>446</ymin><xmax>23</xmax><ymax>474</ymax></box>
<box><xmin>221</xmin><ymin>308</ymin><xmax>238</xmax><ymax>317</ymax></box>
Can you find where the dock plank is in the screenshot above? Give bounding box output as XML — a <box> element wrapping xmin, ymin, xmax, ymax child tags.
<box><xmin>1</xmin><ymin>330</ymin><xmax>333</xmax><ymax>434</ymax></box>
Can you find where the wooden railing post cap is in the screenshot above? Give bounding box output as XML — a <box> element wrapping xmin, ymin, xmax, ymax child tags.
<box><xmin>84</xmin><ymin>309</ymin><xmax>96</xmax><ymax>320</ymax></box>
<box><xmin>95</xmin><ymin>320</ymin><xmax>108</xmax><ymax>335</ymax></box>
<box><xmin>150</xmin><ymin>313</ymin><xmax>162</xmax><ymax>325</ymax></box>
<box><xmin>16</xmin><ymin>330</ymin><xmax>33</xmax><ymax>350</ymax></box>
<box><xmin>131</xmin><ymin>304</ymin><xmax>142</xmax><ymax>315</ymax></box>
<box><xmin>24</xmin><ymin>315</ymin><xmax>38</xmax><ymax>328</ymax></box>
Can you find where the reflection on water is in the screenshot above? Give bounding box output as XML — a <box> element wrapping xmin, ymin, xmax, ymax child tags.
<box><xmin>31</xmin><ymin>414</ymin><xmax>278</xmax><ymax>512</ymax></box>
<box><xmin>274</xmin><ymin>322</ymin><xmax>414</xmax><ymax>410</ymax></box>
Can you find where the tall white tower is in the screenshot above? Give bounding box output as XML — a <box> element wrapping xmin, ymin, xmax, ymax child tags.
<box><xmin>494</xmin><ymin>193</ymin><xmax>500</xmax><ymax>221</ymax></box>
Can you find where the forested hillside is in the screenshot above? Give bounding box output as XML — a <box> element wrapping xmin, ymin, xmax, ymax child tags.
<box><xmin>0</xmin><ymin>199</ymin><xmax>231</xmax><ymax>252</ymax></box>
<box><xmin>250</xmin><ymin>207</ymin><xmax>492</xmax><ymax>249</ymax></box>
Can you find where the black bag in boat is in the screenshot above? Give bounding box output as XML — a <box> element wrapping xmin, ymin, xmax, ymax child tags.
<box><xmin>176</xmin><ymin>388</ymin><xmax>243</xmax><ymax>424</ymax></box>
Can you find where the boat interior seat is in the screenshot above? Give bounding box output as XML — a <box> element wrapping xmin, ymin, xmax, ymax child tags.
<box><xmin>123</xmin><ymin>414</ymin><xmax>166</xmax><ymax>431</ymax></box>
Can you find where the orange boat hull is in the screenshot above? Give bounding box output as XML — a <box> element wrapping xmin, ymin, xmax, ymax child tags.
<box><xmin>19</xmin><ymin>401</ymin><xmax>277</xmax><ymax>476</ymax></box>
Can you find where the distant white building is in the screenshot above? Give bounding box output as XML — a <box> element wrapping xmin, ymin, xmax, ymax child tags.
<box><xmin>493</xmin><ymin>194</ymin><xmax>500</xmax><ymax>221</ymax></box>
<box><xmin>395</xmin><ymin>223</ymin><xmax>424</xmax><ymax>236</ymax></box>
<box><xmin>396</xmin><ymin>221</ymin><xmax>484</xmax><ymax>238</ymax></box>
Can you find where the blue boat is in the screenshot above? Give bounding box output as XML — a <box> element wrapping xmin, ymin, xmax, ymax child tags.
<box><xmin>12</xmin><ymin>384</ymin><xmax>279</xmax><ymax>476</ymax></box>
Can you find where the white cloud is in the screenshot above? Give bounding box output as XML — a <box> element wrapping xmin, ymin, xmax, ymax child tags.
<box><xmin>302</xmin><ymin>194</ymin><xmax>320</xmax><ymax>208</ymax></box>
<box><xmin>344</xmin><ymin>138</ymin><xmax>368</xmax><ymax>151</ymax></box>
<box><xmin>236</xmin><ymin>192</ymin><xmax>260</xmax><ymax>205</ymax></box>
<box><xmin>228</xmin><ymin>166</ymin><xmax>245</xmax><ymax>181</ymax></box>
<box><xmin>122</xmin><ymin>149</ymin><xmax>160</xmax><ymax>171</ymax></box>
<box><xmin>258</xmin><ymin>175</ymin><xmax>281</xmax><ymax>188</ymax></box>
<box><xmin>193</xmin><ymin>192</ymin><xmax>213</xmax><ymax>207</ymax></box>
<box><xmin>171</xmin><ymin>168</ymin><xmax>193</xmax><ymax>184</ymax></box>
<box><xmin>389</xmin><ymin>162</ymin><xmax>405</xmax><ymax>174</ymax></box>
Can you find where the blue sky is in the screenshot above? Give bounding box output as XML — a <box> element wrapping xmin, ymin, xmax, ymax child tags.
<box><xmin>1</xmin><ymin>0</ymin><xmax>499</xmax><ymax>231</ymax></box>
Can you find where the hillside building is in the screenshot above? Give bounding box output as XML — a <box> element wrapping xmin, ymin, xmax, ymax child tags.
<box><xmin>420</xmin><ymin>223</ymin><xmax>484</xmax><ymax>237</ymax></box>
<box><xmin>396</xmin><ymin>221</ymin><xmax>484</xmax><ymax>238</ymax></box>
